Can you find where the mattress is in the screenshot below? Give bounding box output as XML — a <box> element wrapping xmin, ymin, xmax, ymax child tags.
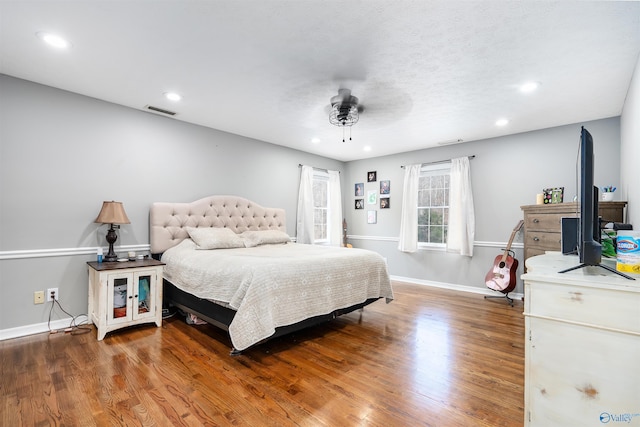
<box><xmin>161</xmin><ymin>239</ymin><xmax>393</xmax><ymax>350</ymax></box>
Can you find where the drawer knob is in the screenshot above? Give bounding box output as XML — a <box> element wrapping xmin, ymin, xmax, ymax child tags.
<box><xmin>533</xmin><ymin>237</ymin><xmax>540</xmax><ymax>241</ymax></box>
<box><xmin>533</xmin><ymin>218</ymin><xmax>540</xmax><ymax>223</ymax></box>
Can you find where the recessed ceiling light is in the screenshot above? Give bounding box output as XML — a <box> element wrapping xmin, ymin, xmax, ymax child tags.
<box><xmin>496</xmin><ymin>118</ymin><xmax>509</xmax><ymax>127</ymax></box>
<box><xmin>164</xmin><ymin>92</ymin><xmax>182</xmax><ymax>102</ymax></box>
<box><xmin>36</xmin><ymin>32</ymin><xmax>71</xmax><ymax>49</ymax></box>
<box><xmin>311</xmin><ymin>138</ymin><xmax>321</xmax><ymax>144</ymax></box>
<box><xmin>363</xmin><ymin>146</ymin><xmax>372</xmax><ymax>152</ymax></box>
<box><xmin>520</xmin><ymin>82</ymin><xmax>540</xmax><ymax>93</ymax></box>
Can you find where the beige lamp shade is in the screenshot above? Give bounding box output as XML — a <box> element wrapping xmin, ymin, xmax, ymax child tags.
<box><xmin>95</xmin><ymin>201</ymin><xmax>131</xmax><ymax>224</ymax></box>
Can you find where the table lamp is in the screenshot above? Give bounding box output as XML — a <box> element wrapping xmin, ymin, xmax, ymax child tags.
<box><xmin>95</xmin><ymin>201</ymin><xmax>130</xmax><ymax>262</ymax></box>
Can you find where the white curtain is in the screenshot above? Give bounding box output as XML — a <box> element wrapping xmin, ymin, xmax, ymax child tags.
<box><xmin>398</xmin><ymin>164</ymin><xmax>421</xmax><ymax>252</ymax></box>
<box><xmin>328</xmin><ymin>170</ymin><xmax>343</xmax><ymax>247</ymax></box>
<box><xmin>296</xmin><ymin>165</ymin><xmax>315</xmax><ymax>244</ymax></box>
<box><xmin>446</xmin><ymin>156</ymin><xmax>475</xmax><ymax>256</ymax></box>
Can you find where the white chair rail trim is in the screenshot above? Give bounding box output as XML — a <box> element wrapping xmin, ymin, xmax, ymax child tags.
<box><xmin>0</xmin><ymin>238</ymin><xmax>522</xmax><ymax>260</ymax></box>
<box><xmin>0</xmin><ymin>244</ymin><xmax>150</xmax><ymax>260</ymax></box>
<box><xmin>346</xmin><ymin>235</ymin><xmax>524</xmax><ymax>250</ymax></box>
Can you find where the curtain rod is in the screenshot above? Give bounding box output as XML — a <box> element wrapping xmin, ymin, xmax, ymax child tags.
<box><xmin>298</xmin><ymin>164</ymin><xmax>339</xmax><ymax>173</ymax></box>
<box><xmin>401</xmin><ymin>155</ymin><xmax>475</xmax><ymax>168</ymax></box>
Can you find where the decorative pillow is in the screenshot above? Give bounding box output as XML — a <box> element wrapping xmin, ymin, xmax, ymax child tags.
<box><xmin>241</xmin><ymin>230</ymin><xmax>291</xmax><ymax>248</ymax></box>
<box><xmin>186</xmin><ymin>227</ymin><xmax>245</xmax><ymax>250</ymax></box>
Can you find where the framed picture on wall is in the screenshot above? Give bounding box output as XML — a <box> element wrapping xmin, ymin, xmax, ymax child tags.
<box><xmin>367</xmin><ymin>171</ymin><xmax>377</xmax><ymax>182</ymax></box>
<box><xmin>367</xmin><ymin>191</ymin><xmax>377</xmax><ymax>205</ymax></box>
<box><xmin>380</xmin><ymin>180</ymin><xmax>390</xmax><ymax>194</ymax></box>
<box><xmin>355</xmin><ymin>183</ymin><xmax>364</xmax><ymax>196</ymax></box>
<box><xmin>380</xmin><ymin>197</ymin><xmax>390</xmax><ymax>209</ymax></box>
<box><xmin>367</xmin><ymin>210</ymin><xmax>377</xmax><ymax>224</ymax></box>
<box><xmin>355</xmin><ymin>199</ymin><xmax>364</xmax><ymax>209</ymax></box>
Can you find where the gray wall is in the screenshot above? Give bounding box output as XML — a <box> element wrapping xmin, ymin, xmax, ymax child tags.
<box><xmin>0</xmin><ymin>74</ymin><xmax>344</xmax><ymax>331</ymax></box>
<box><xmin>0</xmin><ymin>73</ymin><xmax>630</xmax><ymax>336</ymax></box>
<box><xmin>343</xmin><ymin>117</ymin><xmax>623</xmax><ymax>293</ymax></box>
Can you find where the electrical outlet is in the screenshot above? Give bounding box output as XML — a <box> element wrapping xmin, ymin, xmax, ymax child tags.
<box><xmin>34</xmin><ymin>291</ymin><xmax>45</xmax><ymax>304</ymax></box>
<box><xmin>47</xmin><ymin>288</ymin><xmax>59</xmax><ymax>302</ymax></box>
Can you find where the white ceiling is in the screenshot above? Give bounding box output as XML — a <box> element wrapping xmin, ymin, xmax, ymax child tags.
<box><xmin>1</xmin><ymin>1</ymin><xmax>639</xmax><ymax>162</ymax></box>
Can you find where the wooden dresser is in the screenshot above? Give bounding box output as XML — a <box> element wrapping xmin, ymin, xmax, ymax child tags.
<box><xmin>520</xmin><ymin>201</ymin><xmax>627</xmax><ymax>262</ymax></box>
<box><xmin>522</xmin><ymin>253</ymin><xmax>639</xmax><ymax>426</ymax></box>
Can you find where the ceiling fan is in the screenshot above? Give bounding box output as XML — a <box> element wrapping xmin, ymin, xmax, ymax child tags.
<box><xmin>328</xmin><ymin>88</ymin><xmax>363</xmax><ymax>141</ymax></box>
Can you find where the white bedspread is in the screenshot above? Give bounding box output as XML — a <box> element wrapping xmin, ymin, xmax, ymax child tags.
<box><xmin>161</xmin><ymin>239</ymin><xmax>393</xmax><ymax>350</ymax></box>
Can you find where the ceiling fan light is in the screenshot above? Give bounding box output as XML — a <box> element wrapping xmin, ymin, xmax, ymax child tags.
<box><xmin>329</xmin><ymin>103</ymin><xmax>359</xmax><ymax>126</ymax></box>
<box><xmin>329</xmin><ymin>89</ymin><xmax>360</xmax><ymax>128</ymax></box>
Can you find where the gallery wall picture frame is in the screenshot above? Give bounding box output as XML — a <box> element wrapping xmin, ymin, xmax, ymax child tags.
<box><xmin>355</xmin><ymin>183</ymin><xmax>364</xmax><ymax>196</ymax></box>
<box><xmin>367</xmin><ymin>210</ymin><xmax>377</xmax><ymax>224</ymax></box>
<box><xmin>380</xmin><ymin>180</ymin><xmax>390</xmax><ymax>194</ymax></box>
<box><xmin>355</xmin><ymin>199</ymin><xmax>364</xmax><ymax>209</ymax></box>
<box><xmin>367</xmin><ymin>171</ymin><xmax>377</xmax><ymax>182</ymax></box>
<box><xmin>367</xmin><ymin>191</ymin><xmax>377</xmax><ymax>205</ymax></box>
<box><xmin>380</xmin><ymin>197</ymin><xmax>390</xmax><ymax>209</ymax></box>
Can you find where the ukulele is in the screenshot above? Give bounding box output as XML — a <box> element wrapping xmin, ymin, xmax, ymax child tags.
<box><xmin>485</xmin><ymin>220</ymin><xmax>524</xmax><ymax>293</ymax></box>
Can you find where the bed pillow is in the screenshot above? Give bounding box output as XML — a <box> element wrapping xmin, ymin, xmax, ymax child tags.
<box><xmin>241</xmin><ymin>230</ymin><xmax>291</xmax><ymax>247</ymax></box>
<box><xmin>186</xmin><ymin>227</ymin><xmax>245</xmax><ymax>250</ymax></box>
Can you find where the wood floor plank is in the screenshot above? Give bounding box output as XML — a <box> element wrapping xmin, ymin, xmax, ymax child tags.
<box><xmin>1</xmin><ymin>282</ymin><xmax>524</xmax><ymax>426</ymax></box>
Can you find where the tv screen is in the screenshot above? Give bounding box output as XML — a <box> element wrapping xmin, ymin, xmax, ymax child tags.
<box><xmin>579</xmin><ymin>127</ymin><xmax>601</xmax><ymax>265</ymax></box>
<box><xmin>559</xmin><ymin>127</ymin><xmax>634</xmax><ymax>279</ymax></box>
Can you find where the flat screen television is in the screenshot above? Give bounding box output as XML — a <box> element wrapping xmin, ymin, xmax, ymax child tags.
<box><xmin>559</xmin><ymin>127</ymin><xmax>633</xmax><ymax>279</ymax></box>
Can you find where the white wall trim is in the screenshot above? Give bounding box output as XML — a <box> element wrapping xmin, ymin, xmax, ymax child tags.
<box><xmin>0</xmin><ymin>244</ymin><xmax>150</xmax><ymax>260</ymax></box>
<box><xmin>347</xmin><ymin>235</ymin><xmax>523</xmax><ymax>249</ymax></box>
<box><xmin>390</xmin><ymin>274</ymin><xmax>524</xmax><ymax>300</ymax></box>
<box><xmin>0</xmin><ymin>238</ymin><xmax>523</xmax><ymax>260</ymax></box>
<box><xmin>1</xmin><ymin>273</ymin><xmax>521</xmax><ymax>341</ymax></box>
<box><xmin>347</xmin><ymin>235</ymin><xmax>399</xmax><ymax>242</ymax></box>
<box><xmin>0</xmin><ymin>317</ymin><xmax>76</xmax><ymax>341</ymax></box>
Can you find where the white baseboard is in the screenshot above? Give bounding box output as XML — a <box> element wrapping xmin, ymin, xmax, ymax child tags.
<box><xmin>0</xmin><ymin>317</ymin><xmax>78</xmax><ymax>341</ymax></box>
<box><xmin>390</xmin><ymin>275</ymin><xmax>524</xmax><ymax>300</ymax></box>
<box><xmin>1</xmin><ymin>276</ymin><xmax>521</xmax><ymax>341</ymax></box>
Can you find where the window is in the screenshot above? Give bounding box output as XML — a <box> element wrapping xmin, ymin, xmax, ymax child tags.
<box><xmin>418</xmin><ymin>163</ymin><xmax>451</xmax><ymax>246</ymax></box>
<box><xmin>312</xmin><ymin>171</ymin><xmax>329</xmax><ymax>242</ymax></box>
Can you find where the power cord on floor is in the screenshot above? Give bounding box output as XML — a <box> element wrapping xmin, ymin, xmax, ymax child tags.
<box><xmin>47</xmin><ymin>296</ymin><xmax>92</xmax><ymax>335</ymax></box>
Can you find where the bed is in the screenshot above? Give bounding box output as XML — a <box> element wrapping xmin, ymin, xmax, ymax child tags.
<box><xmin>150</xmin><ymin>195</ymin><xmax>393</xmax><ymax>353</ymax></box>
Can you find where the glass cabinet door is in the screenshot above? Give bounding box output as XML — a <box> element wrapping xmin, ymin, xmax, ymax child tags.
<box><xmin>134</xmin><ymin>271</ymin><xmax>155</xmax><ymax>320</ymax></box>
<box><xmin>107</xmin><ymin>273</ymin><xmax>131</xmax><ymax>324</ymax></box>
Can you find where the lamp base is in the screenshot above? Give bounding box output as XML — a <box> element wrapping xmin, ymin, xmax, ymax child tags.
<box><xmin>105</xmin><ymin>225</ymin><xmax>119</xmax><ymax>262</ymax></box>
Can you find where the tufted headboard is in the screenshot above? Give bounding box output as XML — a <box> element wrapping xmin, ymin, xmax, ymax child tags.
<box><xmin>150</xmin><ymin>195</ymin><xmax>287</xmax><ymax>254</ymax></box>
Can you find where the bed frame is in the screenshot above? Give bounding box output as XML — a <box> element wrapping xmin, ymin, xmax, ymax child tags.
<box><xmin>150</xmin><ymin>195</ymin><xmax>380</xmax><ymax>353</ymax></box>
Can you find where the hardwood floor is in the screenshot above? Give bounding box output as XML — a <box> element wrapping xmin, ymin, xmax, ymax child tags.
<box><xmin>1</xmin><ymin>282</ymin><xmax>524</xmax><ymax>426</ymax></box>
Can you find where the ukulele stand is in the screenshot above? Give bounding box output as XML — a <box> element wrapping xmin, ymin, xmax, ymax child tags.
<box><xmin>484</xmin><ymin>292</ymin><xmax>514</xmax><ymax>307</ymax></box>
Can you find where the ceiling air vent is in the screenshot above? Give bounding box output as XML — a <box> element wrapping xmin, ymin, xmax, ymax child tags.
<box><xmin>144</xmin><ymin>105</ymin><xmax>177</xmax><ymax>116</ymax></box>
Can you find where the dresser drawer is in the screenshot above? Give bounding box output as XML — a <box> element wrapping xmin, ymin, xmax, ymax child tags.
<box><xmin>527</xmin><ymin>280</ymin><xmax>640</xmax><ymax>333</ymax></box>
<box><xmin>524</xmin><ymin>212</ymin><xmax>574</xmax><ymax>232</ymax></box>
<box><xmin>524</xmin><ymin>231</ymin><xmax>562</xmax><ymax>250</ymax></box>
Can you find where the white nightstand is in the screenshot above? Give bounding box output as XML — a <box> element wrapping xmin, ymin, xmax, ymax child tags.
<box><xmin>87</xmin><ymin>258</ymin><xmax>164</xmax><ymax>340</ymax></box>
